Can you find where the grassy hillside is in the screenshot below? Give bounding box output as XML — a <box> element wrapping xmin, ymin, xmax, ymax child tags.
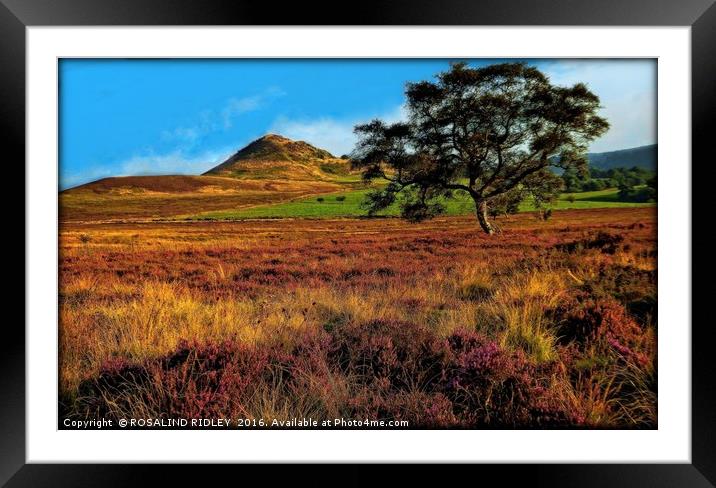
<box><xmin>59</xmin><ymin>134</ymin><xmax>368</xmax><ymax>222</ymax></box>
<box><xmin>587</xmin><ymin>144</ymin><xmax>657</xmax><ymax>172</ymax></box>
<box><xmin>60</xmin><ymin>175</ymin><xmax>355</xmax><ymax>222</ymax></box>
<box><xmin>189</xmin><ymin>188</ymin><xmax>654</xmax><ymax>221</ymax></box>
<box><xmin>65</xmin><ymin>175</ymin><xmax>280</xmax><ymax>193</ymax></box>
<box><xmin>61</xmin><ymin>137</ymin><xmax>656</xmax><ymax>223</ymax></box>
<box><xmin>204</xmin><ymin>134</ymin><xmax>355</xmax><ymax>182</ymax></box>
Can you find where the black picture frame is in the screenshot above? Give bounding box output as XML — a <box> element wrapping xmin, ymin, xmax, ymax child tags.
<box><xmin>4</xmin><ymin>0</ymin><xmax>711</xmax><ymax>485</ymax></box>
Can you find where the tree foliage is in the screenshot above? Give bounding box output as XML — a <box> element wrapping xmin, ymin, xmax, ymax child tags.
<box><xmin>562</xmin><ymin>165</ymin><xmax>655</xmax><ymax>194</ymax></box>
<box><xmin>351</xmin><ymin>62</ymin><xmax>609</xmax><ymax>234</ymax></box>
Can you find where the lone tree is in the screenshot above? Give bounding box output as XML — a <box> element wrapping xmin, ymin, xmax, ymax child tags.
<box><xmin>351</xmin><ymin>62</ymin><xmax>609</xmax><ymax>234</ymax></box>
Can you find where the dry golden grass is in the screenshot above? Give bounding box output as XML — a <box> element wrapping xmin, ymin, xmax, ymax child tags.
<box><xmin>60</xmin><ymin>175</ymin><xmax>356</xmax><ymax>222</ymax></box>
<box><xmin>59</xmin><ymin>208</ymin><xmax>658</xmax><ymax>427</ymax></box>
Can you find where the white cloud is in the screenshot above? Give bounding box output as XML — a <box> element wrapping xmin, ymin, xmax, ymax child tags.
<box><xmin>221</xmin><ymin>96</ymin><xmax>262</xmax><ymax>129</ymax></box>
<box><xmin>542</xmin><ymin>60</ymin><xmax>657</xmax><ymax>152</ymax></box>
<box><xmin>222</xmin><ymin>86</ymin><xmax>286</xmax><ymax>129</ymax></box>
<box><xmin>61</xmin><ymin>147</ymin><xmax>238</xmax><ymax>190</ymax></box>
<box><xmin>62</xmin><ymin>87</ymin><xmax>287</xmax><ymax>189</ymax></box>
<box><xmin>160</xmin><ymin>126</ymin><xmax>200</xmax><ymax>143</ymax></box>
<box><xmin>269</xmin><ymin>104</ymin><xmax>407</xmax><ymax>156</ymax></box>
<box><xmin>160</xmin><ymin>87</ymin><xmax>286</xmax><ymax>143</ymax></box>
<box><xmin>591</xmin><ymin>90</ymin><xmax>656</xmax><ymax>153</ymax></box>
<box><xmin>118</xmin><ymin>147</ymin><xmax>236</xmax><ymax>176</ymax></box>
<box><xmin>269</xmin><ymin>117</ymin><xmax>357</xmax><ymax>156</ymax></box>
<box><xmin>274</xmin><ymin>61</ymin><xmax>656</xmax><ymax>156</ymax></box>
<box><xmin>61</xmin><ymin>166</ymin><xmax>116</xmax><ymax>190</ymax></box>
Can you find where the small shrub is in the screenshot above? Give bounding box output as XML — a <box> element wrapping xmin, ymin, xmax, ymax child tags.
<box><xmin>316</xmin><ymin>197</ymin><xmax>325</xmax><ymax>202</ymax></box>
<box><xmin>335</xmin><ymin>195</ymin><xmax>346</xmax><ymax>202</ymax></box>
<box><xmin>314</xmin><ymin>304</ymin><xmax>352</xmax><ymax>332</ymax></box>
<box><xmin>442</xmin><ymin>330</ymin><xmax>581</xmax><ymax>427</ymax></box>
<box><xmin>328</xmin><ymin>319</ymin><xmax>445</xmax><ymax>388</ymax></box>
<box><xmin>589</xmin><ymin>232</ymin><xmax>625</xmax><ymax>254</ymax></box>
<box><xmin>551</xmin><ymin>295</ymin><xmax>652</xmax><ymax>367</ymax></box>
<box><xmin>556</xmin><ymin>231</ymin><xmax>624</xmax><ymax>254</ymax></box>
<box><xmin>578</xmin><ymin>265</ymin><xmax>656</xmax><ymax>323</ymax></box>
<box><xmin>459</xmin><ymin>283</ymin><xmax>494</xmax><ymax>301</ymax></box>
<box><xmin>74</xmin><ymin>340</ymin><xmax>278</xmax><ymax>420</ymax></box>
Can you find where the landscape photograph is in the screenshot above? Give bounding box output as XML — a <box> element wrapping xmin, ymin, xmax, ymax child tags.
<box><xmin>59</xmin><ymin>58</ymin><xmax>657</xmax><ymax>429</ymax></box>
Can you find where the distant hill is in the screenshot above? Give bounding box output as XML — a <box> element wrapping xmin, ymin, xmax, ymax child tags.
<box><xmin>587</xmin><ymin>144</ymin><xmax>657</xmax><ymax>172</ymax></box>
<box><xmin>204</xmin><ymin>134</ymin><xmax>352</xmax><ymax>180</ymax></box>
<box><xmin>59</xmin><ymin>135</ymin><xmax>363</xmax><ymax>221</ymax></box>
<box><xmin>59</xmin><ymin>174</ymin><xmax>351</xmax><ymax>221</ymax></box>
<box><xmin>64</xmin><ymin>175</ymin><xmax>258</xmax><ymax>194</ymax></box>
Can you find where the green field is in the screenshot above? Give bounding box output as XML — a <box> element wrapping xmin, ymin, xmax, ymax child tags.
<box><xmin>189</xmin><ymin>187</ymin><xmax>655</xmax><ymax>221</ymax></box>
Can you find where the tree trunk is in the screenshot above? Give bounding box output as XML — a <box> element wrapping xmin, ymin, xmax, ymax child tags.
<box><xmin>475</xmin><ymin>200</ymin><xmax>495</xmax><ymax>235</ymax></box>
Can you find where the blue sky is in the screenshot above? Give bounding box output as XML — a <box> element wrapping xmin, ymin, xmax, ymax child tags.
<box><xmin>59</xmin><ymin>58</ymin><xmax>656</xmax><ymax>189</ymax></box>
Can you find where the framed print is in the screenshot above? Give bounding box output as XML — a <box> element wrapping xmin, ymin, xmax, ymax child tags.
<box><xmin>5</xmin><ymin>0</ymin><xmax>713</xmax><ymax>484</ymax></box>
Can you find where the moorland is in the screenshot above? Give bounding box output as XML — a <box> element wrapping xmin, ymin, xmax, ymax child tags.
<box><xmin>59</xmin><ymin>134</ymin><xmax>657</xmax><ymax>428</ymax></box>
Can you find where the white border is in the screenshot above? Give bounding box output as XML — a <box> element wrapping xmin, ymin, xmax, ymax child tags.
<box><xmin>27</xmin><ymin>27</ymin><xmax>691</xmax><ymax>463</ymax></box>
